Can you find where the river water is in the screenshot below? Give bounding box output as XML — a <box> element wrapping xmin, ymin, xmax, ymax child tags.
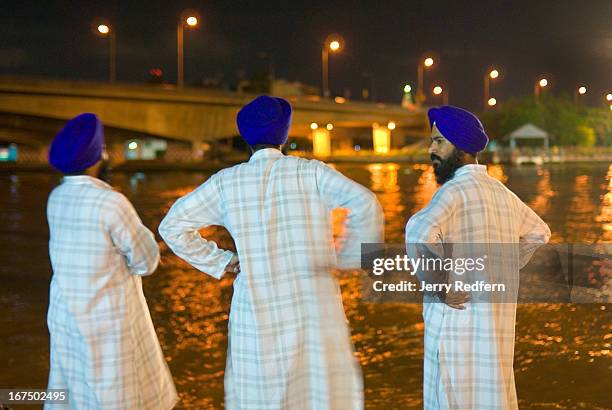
<box><xmin>0</xmin><ymin>162</ymin><xmax>610</xmax><ymax>409</ymax></box>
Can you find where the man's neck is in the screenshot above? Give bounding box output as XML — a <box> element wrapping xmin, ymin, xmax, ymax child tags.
<box><xmin>249</xmin><ymin>144</ymin><xmax>282</xmax><ymax>156</ymax></box>
<box><xmin>463</xmin><ymin>156</ymin><xmax>477</xmax><ymax>165</ymax></box>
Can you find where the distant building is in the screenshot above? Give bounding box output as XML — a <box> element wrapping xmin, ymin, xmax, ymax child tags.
<box><xmin>508</xmin><ymin>124</ymin><xmax>550</xmax><ymax>150</ymax></box>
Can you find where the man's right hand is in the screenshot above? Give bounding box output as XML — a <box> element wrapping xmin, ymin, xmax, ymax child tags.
<box><xmin>439</xmin><ymin>289</ymin><xmax>471</xmax><ymax>310</ymax></box>
<box><xmin>226</xmin><ymin>254</ymin><xmax>241</xmax><ymax>273</ymax></box>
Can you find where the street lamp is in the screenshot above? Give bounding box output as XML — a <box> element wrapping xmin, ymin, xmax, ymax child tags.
<box><xmin>416</xmin><ymin>54</ymin><xmax>436</xmax><ymax>103</ymax></box>
<box><xmin>484</xmin><ymin>68</ymin><xmax>500</xmax><ymax>109</ymax></box>
<box><xmin>574</xmin><ymin>85</ymin><xmax>587</xmax><ymax>105</ymax></box>
<box><xmin>488</xmin><ymin>97</ymin><xmax>497</xmax><ymax>107</ymax></box>
<box><xmin>432</xmin><ymin>85</ymin><xmax>448</xmax><ymax>105</ymax></box>
<box><xmin>94</xmin><ymin>20</ymin><xmax>116</xmax><ymax>83</ymax></box>
<box><xmin>177</xmin><ymin>10</ymin><xmax>200</xmax><ymax>88</ymax></box>
<box><xmin>322</xmin><ymin>34</ymin><xmax>343</xmax><ymax>98</ymax></box>
<box><xmin>606</xmin><ymin>93</ymin><xmax>612</xmax><ymax>102</ymax></box>
<box><xmin>534</xmin><ymin>77</ymin><xmax>548</xmax><ymax>98</ymax></box>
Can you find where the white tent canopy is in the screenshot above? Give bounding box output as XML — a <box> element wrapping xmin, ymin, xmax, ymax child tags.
<box><xmin>508</xmin><ymin>123</ymin><xmax>549</xmax><ymax>150</ymax></box>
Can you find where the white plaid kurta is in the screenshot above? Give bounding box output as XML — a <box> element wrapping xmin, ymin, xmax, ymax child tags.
<box><xmin>405</xmin><ymin>164</ymin><xmax>550</xmax><ymax>410</ymax></box>
<box><xmin>46</xmin><ymin>175</ymin><xmax>178</xmax><ymax>410</ymax></box>
<box><xmin>159</xmin><ymin>148</ymin><xmax>384</xmax><ymax>409</ymax></box>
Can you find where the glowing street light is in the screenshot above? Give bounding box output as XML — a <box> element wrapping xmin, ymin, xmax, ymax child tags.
<box><xmin>186</xmin><ymin>16</ymin><xmax>198</xmax><ymax>27</ymax></box>
<box><xmin>321</xmin><ymin>34</ymin><xmax>344</xmax><ymax>98</ymax></box>
<box><xmin>534</xmin><ymin>77</ymin><xmax>548</xmax><ymax>98</ymax></box>
<box><xmin>403</xmin><ymin>84</ymin><xmax>412</xmax><ymax>93</ymax></box>
<box><xmin>606</xmin><ymin>93</ymin><xmax>612</xmax><ymax>102</ymax></box>
<box><xmin>573</xmin><ymin>85</ymin><xmax>588</xmax><ymax>105</ymax></box>
<box><xmin>387</xmin><ymin>121</ymin><xmax>396</xmax><ymax>130</ymax></box>
<box><xmin>326</xmin><ymin>123</ymin><xmax>334</xmax><ymax>131</ymax></box>
<box><xmin>484</xmin><ymin>68</ymin><xmax>501</xmax><ymax>109</ymax></box>
<box><xmin>93</xmin><ymin>20</ymin><xmax>116</xmax><ymax>83</ymax></box>
<box><xmin>488</xmin><ymin>97</ymin><xmax>497</xmax><ymax>107</ymax></box>
<box><xmin>310</xmin><ymin>122</ymin><xmax>318</xmax><ymax>130</ymax></box>
<box><xmin>416</xmin><ymin>54</ymin><xmax>436</xmax><ymax>103</ymax></box>
<box><xmin>177</xmin><ymin>10</ymin><xmax>200</xmax><ymax>88</ymax></box>
<box><xmin>432</xmin><ymin>85</ymin><xmax>448</xmax><ymax>105</ymax></box>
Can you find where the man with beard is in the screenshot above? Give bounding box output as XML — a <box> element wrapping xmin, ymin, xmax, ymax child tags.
<box><xmin>405</xmin><ymin>106</ymin><xmax>550</xmax><ymax>409</ymax></box>
<box><xmin>46</xmin><ymin>113</ymin><xmax>177</xmax><ymax>409</ymax></box>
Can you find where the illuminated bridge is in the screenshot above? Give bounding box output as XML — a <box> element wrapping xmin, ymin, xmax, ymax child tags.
<box><xmin>0</xmin><ymin>76</ymin><xmax>429</xmax><ymax>163</ymax></box>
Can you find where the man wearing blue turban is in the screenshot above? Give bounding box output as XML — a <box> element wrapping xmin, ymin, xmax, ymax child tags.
<box><xmin>405</xmin><ymin>106</ymin><xmax>551</xmax><ymax>409</ymax></box>
<box><xmin>46</xmin><ymin>113</ymin><xmax>177</xmax><ymax>409</ymax></box>
<box><xmin>426</xmin><ymin>105</ymin><xmax>489</xmax><ymax>184</ymax></box>
<box><xmin>160</xmin><ymin>96</ymin><xmax>384</xmax><ymax>409</ymax></box>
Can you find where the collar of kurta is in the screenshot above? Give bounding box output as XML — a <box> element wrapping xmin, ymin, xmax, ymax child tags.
<box><xmin>62</xmin><ymin>175</ymin><xmax>112</xmax><ymax>190</ymax></box>
<box><xmin>249</xmin><ymin>148</ymin><xmax>284</xmax><ymax>162</ymax></box>
<box><xmin>453</xmin><ymin>164</ymin><xmax>487</xmax><ymax>178</ymax></box>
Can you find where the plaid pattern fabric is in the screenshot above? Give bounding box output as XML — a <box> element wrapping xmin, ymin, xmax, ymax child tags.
<box><xmin>46</xmin><ymin>175</ymin><xmax>178</xmax><ymax>410</ymax></box>
<box><xmin>405</xmin><ymin>164</ymin><xmax>551</xmax><ymax>410</ymax></box>
<box><xmin>159</xmin><ymin>148</ymin><xmax>384</xmax><ymax>410</ymax></box>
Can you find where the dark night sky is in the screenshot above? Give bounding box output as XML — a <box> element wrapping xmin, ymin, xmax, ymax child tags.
<box><xmin>1</xmin><ymin>0</ymin><xmax>610</xmax><ymax>111</ymax></box>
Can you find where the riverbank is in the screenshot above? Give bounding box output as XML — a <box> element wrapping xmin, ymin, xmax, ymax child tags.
<box><xmin>0</xmin><ymin>160</ymin><xmax>233</xmax><ymax>174</ymax></box>
<box><xmin>1</xmin><ymin>150</ymin><xmax>611</xmax><ymax>173</ymax></box>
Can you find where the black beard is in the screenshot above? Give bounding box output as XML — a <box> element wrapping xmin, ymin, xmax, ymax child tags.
<box><xmin>97</xmin><ymin>160</ymin><xmax>111</xmax><ymax>183</ymax></box>
<box><xmin>431</xmin><ymin>149</ymin><xmax>466</xmax><ymax>185</ymax></box>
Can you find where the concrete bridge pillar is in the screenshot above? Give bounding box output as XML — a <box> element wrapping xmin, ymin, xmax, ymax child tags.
<box><xmin>312</xmin><ymin>126</ymin><xmax>331</xmax><ymax>157</ymax></box>
<box><xmin>372</xmin><ymin>123</ymin><xmax>391</xmax><ymax>154</ymax></box>
<box><xmin>192</xmin><ymin>140</ymin><xmax>205</xmax><ymax>161</ymax></box>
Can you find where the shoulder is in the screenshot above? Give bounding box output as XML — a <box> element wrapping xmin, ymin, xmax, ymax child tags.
<box><xmin>102</xmin><ymin>187</ymin><xmax>129</xmax><ymax>205</ymax></box>
<box><xmin>429</xmin><ymin>180</ymin><xmax>463</xmax><ymax>207</ymax></box>
<box><xmin>99</xmin><ymin>189</ymin><xmax>138</xmax><ymax>222</ymax></box>
<box><xmin>305</xmin><ymin>158</ymin><xmax>342</xmax><ymax>176</ymax></box>
<box><xmin>407</xmin><ymin>182</ymin><xmax>458</xmax><ymax>223</ymax></box>
<box><xmin>273</xmin><ymin>154</ymin><xmax>320</xmax><ymax>170</ymax></box>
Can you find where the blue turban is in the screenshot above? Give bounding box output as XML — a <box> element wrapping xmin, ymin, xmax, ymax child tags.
<box><xmin>237</xmin><ymin>96</ymin><xmax>292</xmax><ymax>146</ymax></box>
<box><xmin>48</xmin><ymin>113</ymin><xmax>104</xmax><ymax>174</ymax></box>
<box><xmin>427</xmin><ymin>105</ymin><xmax>488</xmax><ymax>154</ymax></box>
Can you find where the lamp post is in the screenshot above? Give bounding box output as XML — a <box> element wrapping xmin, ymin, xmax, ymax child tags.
<box><xmin>484</xmin><ymin>68</ymin><xmax>499</xmax><ymax>109</ymax></box>
<box><xmin>416</xmin><ymin>55</ymin><xmax>435</xmax><ymax>104</ymax></box>
<box><xmin>95</xmin><ymin>22</ymin><xmax>116</xmax><ymax>83</ymax></box>
<box><xmin>534</xmin><ymin>77</ymin><xmax>548</xmax><ymax>98</ymax></box>
<box><xmin>321</xmin><ymin>35</ymin><xmax>343</xmax><ymax>98</ymax></box>
<box><xmin>177</xmin><ymin>11</ymin><xmax>199</xmax><ymax>88</ymax></box>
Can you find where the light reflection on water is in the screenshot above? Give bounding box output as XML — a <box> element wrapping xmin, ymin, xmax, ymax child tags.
<box><xmin>0</xmin><ymin>162</ymin><xmax>610</xmax><ymax>409</ymax></box>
